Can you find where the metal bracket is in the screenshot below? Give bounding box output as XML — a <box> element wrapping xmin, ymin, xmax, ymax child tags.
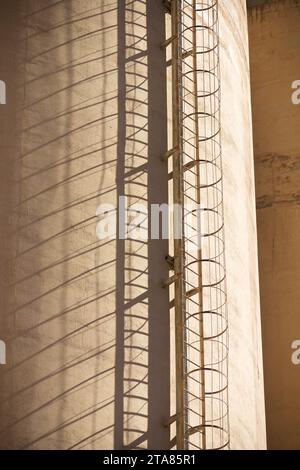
<box><xmin>162</xmin><ymin>273</ymin><xmax>181</xmax><ymax>288</ymax></box>
<box><xmin>165</xmin><ymin>255</ymin><xmax>175</xmax><ymax>271</ymax></box>
<box><xmin>182</xmin><ymin>50</ymin><xmax>193</xmax><ymax>60</ymax></box>
<box><xmin>163</xmin><ymin>0</ymin><xmax>171</xmax><ymax>14</ymax></box>
<box><xmin>160</xmin><ymin>147</ymin><xmax>178</xmax><ymax>162</ymax></box>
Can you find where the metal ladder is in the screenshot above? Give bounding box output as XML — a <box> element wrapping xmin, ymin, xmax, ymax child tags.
<box><xmin>163</xmin><ymin>0</ymin><xmax>229</xmax><ymax>450</ymax></box>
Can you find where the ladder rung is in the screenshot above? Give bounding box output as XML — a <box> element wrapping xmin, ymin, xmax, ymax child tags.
<box><xmin>186</xmin><ymin>287</ymin><xmax>200</xmax><ymax>298</ymax></box>
<box><xmin>182</xmin><ymin>50</ymin><xmax>193</xmax><ymax>60</ymax></box>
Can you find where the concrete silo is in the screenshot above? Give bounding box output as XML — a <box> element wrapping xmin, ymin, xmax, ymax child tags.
<box><xmin>248</xmin><ymin>0</ymin><xmax>300</xmax><ymax>449</ymax></box>
<box><xmin>0</xmin><ymin>0</ymin><xmax>265</xmax><ymax>450</ymax></box>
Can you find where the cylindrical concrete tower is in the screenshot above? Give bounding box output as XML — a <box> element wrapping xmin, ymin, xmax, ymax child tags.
<box><xmin>248</xmin><ymin>0</ymin><xmax>300</xmax><ymax>450</ymax></box>
<box><xmin>0</xmin><ymin>0</ymin><xmax>266</xmax><ymax>450</ymax></box>
<box><xmin>219</xmin><ymin>0</ymin><xmax>265</xmax><ymax>449</ymax></box>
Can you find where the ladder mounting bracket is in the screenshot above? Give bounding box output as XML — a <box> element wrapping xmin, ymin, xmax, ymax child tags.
<box><xmin>165</xmin><ymin>255</ymin><xmax>175</xmax><ymax>271</ymax></box>
<box><xmin>163</xmin><ymin>0</ymin><xmax>171</xmax><ymax>14</ymax></box>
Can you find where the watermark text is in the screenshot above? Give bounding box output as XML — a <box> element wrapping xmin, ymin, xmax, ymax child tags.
<box><xmin>291</xmin><ymin>80</ymin><xmax>300</xmax><ymax>105</ymax></box>
<box><xmin>291</xmin><ymin>340</ymin><xmax>300</xmax><ymax>365</ymax></box>
<box><xmin>0</xmin><ymin>340</ymin><xmax>6</xmax><ymax>365</ymax></box>
<box><xmin>96</xmin><ymin>196</ymin><xmax>203</xmax><ymax>252</ymax></box>
<box><xmin>0</xmin><ymin>80</ymin><xmax>6</xmax><ymax>105</ymax></box>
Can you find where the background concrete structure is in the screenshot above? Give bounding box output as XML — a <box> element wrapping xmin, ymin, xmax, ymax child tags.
<box><xmin>0</xmin><ymin>0</ymin><xmax>266</xmax><ymax>449</ymax></box>
<box><xmin>248</xmin><ymin>0</ymin><xmax>300</xmax><ymax>450</ymax></box>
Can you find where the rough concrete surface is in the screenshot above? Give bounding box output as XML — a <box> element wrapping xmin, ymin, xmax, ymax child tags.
<box><xmin>249</xmin><ymin>0</ymin><xmax>300</xmax><ymax>450</ymax></box>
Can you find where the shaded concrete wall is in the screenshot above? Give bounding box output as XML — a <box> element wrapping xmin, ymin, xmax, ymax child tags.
<box><xmin>248</xmin><ymin>0</ymin><xmax>300</xmax><ymax>449</ymax></box>
<box><xmin>219</xmin><ymin>0</ymin><xmax>266</xmax><ymax>449</ymax></box>
<box><xmin>0</xmin><ymin>0</ymin><xmax>169</xmax><ymax>450</ymax></box>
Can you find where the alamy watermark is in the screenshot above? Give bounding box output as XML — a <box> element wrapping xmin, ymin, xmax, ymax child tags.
<box><xmin>0</xmin><ymin>80</ymin><xmax>6</xmax><ymax>105</ymax></box>
<box><xmin>96</xmin><ymin>196</ymin><xmax>203</xmax><ymax>251</ymax></box>
<box><xmin>0</xmin><ymin>340</ymin><xmax>6</xmax><ymax>365</ymax></box>
<box><xmin>291</xmin><ymin>80</ymin><xmax>300</xmax><ymax>105</ymax></box>
<box><xmin>291</xmin><ymin>340</ymin><xmax>300</xmax><ymax>366</ymax></box>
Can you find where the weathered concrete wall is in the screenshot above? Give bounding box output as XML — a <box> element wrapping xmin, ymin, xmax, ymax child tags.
<box><xmin>219</xmin><ymin>0</ymin><xmax>266</xmax><ymax>449</ymax></box>
<box><xmin>0</xmin><ymin>0</ymin><xmax>169</xmax><ymax>450</ymax></box>
<box><xmin>248</xmin><ymin>0</ymin><xmax>300</xmax><ymax>449</ymax></box>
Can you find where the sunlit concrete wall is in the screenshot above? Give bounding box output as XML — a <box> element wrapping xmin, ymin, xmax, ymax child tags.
<box><xmin>219</xmin><ymin>0</ymin><xmax>266</xmax><ymax>450</ymax></box>
<box><xmin>248</xmin><ymin>0</ymin><xmax>300</xmax><ymax>449</ymax></box>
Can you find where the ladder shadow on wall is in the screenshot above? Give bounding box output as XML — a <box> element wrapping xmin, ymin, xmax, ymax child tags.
<box><xmin>114</xmin><ymin>0</ymin><xmax>170</xmax><ymax>450</ymax></box>
<box><xmin>0</xmin><ymin>0</ymin><xmax>171</xmax><ymax>451</ymax></box>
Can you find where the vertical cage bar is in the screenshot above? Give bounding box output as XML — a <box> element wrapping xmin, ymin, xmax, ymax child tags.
<box><xmin>170</xmin><ymin>0</ymin><xmax>186</xmax><ymax>451</ymax></box>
